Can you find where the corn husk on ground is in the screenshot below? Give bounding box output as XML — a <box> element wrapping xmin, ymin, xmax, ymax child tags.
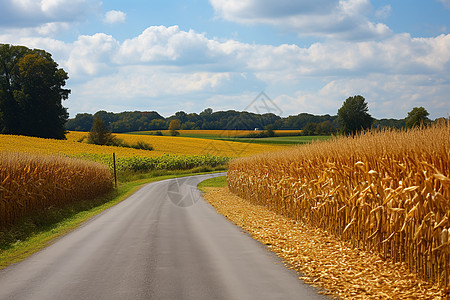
<box><xmin>228</xmin><ymin>123</ymin><xmax>450</xmax><ymax>288</ymax></box>
<box><xmin>204</xmin><ymin>187</ymin><xmax>448</xmax><ymax>299</ymax></box>
<box><xmin>0</xmin><ymin>151</ymin><xmax>113</xmax><ymax>227</ymax></box>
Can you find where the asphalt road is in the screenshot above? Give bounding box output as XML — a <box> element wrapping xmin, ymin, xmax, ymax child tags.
<box><xmin>0</xmin><ymin>173</ymin><xmax>328</xmax><ymax>300</ymax></box>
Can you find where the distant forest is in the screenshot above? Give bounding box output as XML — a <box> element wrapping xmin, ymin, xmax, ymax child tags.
<box><xmin>66</xmin><ymin>109</ymin><xmax>406</xmax><ymax>135</ymax></box>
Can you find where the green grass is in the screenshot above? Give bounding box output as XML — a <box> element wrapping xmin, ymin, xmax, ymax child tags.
<box><xmin>0</xmin><ymin>170</ymin><xmax>224</xmax><ymax>269</ymax></box>
<box><xmin>218</xmin><ymin>135</ymin><xmax>332</xmax><ymax>145</ymax></box>
<box><xmin>197</xmin><ymin>175</ymin><xmax>227</xmax><ymax>192</ymax></box>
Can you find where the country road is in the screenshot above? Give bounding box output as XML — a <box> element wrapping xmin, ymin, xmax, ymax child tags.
<box><xmin>0</xmin><ymin>173</ymin><xmax>327</xmax><ymax>300</ymax></box>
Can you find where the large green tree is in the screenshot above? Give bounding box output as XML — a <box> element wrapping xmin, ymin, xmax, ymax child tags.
<box><xmin>337</xmin><ymin>95</ymin><xmax>374</xmax><ymax>135</ymax></box>
<box><xmin>0</xmin><ymin>44</ymin><xmax>70</xmax><ymax>139</ymax></box>
<box><xmin>405</xmin><ymin>107</ymin><xmax>430</xmax><ymax>128</ymax></box>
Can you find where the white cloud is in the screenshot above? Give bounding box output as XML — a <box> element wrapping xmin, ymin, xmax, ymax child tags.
<box><xmin>116</xmin><ymin>26</ymin><xmax>214</xmax><ymax>64</ymax></box>
<box><xmin>65</xmin><ymin>33</ymin><xmax>120</xmax><ymax>77</ymax></box>
<box><xmin>104</xmin><ymin>10</ymin><xmax>126</xmax><ymax>24</ymax></box>
<box><xmin>2</xmin><ymin>25</ymin><xmax>449</xmax><ymax>119</ymax></box>
<box><xmin>209</xmin><ymin>0</ymin><xmax>392</xmax><ymax>40</ymax></box>
<box><xmin>0</xmin><ymin>0</ymin><xmax>100</xmax><ymax>28</ymax></box>
<box><xmin>77</xmin><ymin>67</ymin><xmax>231</xmax><ymax>99</ymax></box>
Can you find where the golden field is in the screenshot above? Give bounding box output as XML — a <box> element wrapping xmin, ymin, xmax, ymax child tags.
<box><xmin>1</xmin><ymin>129</ymin><xmax>279</xmax><ymax>227</ymax></box>
<box><xmin>0</xmin><ymin>132</ymin><xmax>283</xmax><ymax>159</ymax></box>
<box><xmin>65</xmin><ymin>131</ymin><xmax>284</xmax><ymax>157</ymax></box>
<box><xmin>228</xmin><ymin>124</ymin><xmax>450</xmax><ymax>287</ymax></box>
<box><xmin>0</xmin><ymin>151</ymin><xmax>113</xmax><ymax>227</ymax></box>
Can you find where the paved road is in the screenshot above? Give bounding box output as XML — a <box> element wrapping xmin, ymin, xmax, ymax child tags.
<box><xmin>0</xmin><ymin>173</ymin><xmax>327</xmax><ymax>300</ymax></box>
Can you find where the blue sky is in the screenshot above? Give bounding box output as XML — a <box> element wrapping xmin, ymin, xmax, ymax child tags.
<box><xmin>1</xmin><ymin>0</ymin><xmax>449</xmax><ymax>119</ymax></box>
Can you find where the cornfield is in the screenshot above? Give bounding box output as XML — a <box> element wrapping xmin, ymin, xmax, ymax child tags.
<box><xmin>228</xmin><ymin>123</ymin><xmax>450</xmax><ymax>287</ymax></box>
<box><xmin>0</xmin><ymin>151</ymin><xmax>113</xmax><ymax>227</ymax></box>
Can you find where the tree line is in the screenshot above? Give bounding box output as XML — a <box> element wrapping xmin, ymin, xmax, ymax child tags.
<box><xmin>66</xmin><ymin>106</ymin><xmax>427</xmax><ymax>136</ymax></box>
<box><xmin>66</xmin><ymin>109</ymin><xmax>342</xmax><ymax>135</ymax></box>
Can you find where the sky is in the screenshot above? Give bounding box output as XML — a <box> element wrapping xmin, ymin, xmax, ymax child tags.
<box><xmin>0</xmin><ymin>0</ymin><xmax>449</xmax><ymax>119</ymax></box>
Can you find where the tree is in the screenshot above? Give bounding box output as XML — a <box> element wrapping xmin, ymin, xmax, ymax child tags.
<box><xmin>302</xmin><ymin>123</ymin><xmax>317</xmax><ymax>136</ymax></box>
<box><xmin>88</xmin><ymin>117</ymin><xmax>116</xmax><ymax>145</ymax></box>
<box><xmin>66</xmin><ymin>113</ymin><xmax>94</xmax><ymax>131</ymax></box>
<box><xmin>168</xmin><ymin>119</ymin><xmax>181</xmax><ymax>136</ymax></box>
<box><xmin>0</xmin><ymin>44</ymin><xmax>70</xmax><ymax>139</ymax></box>
<box><xmin>200</xmin><ymin>108</ymin><xmax>213</xmax><ymax>116</ymax></box>
<box><xmin>264</xmin><ymin>124</ymin><xmax>276</xmax><ymax>137</ymax></box>
<box><xmin>175</xmin><ymin>111</ymin><xmax>187</xmax><ymax>124</ymax></box>
<box><xmin>405</xmin><ymin>107</ymin><xmax>430</xmax><ymax>128</ymax></box>
<box><xmin>337</xmin><ymin>95</ymin><xmax>374</xmax><ymax>135</ymax></box>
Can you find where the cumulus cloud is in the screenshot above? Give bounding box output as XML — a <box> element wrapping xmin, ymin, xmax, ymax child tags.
<box><xmin>77</xmin><ymin>67</ymin><xmax>231</xmax><ymax>99</ymax></box>
<box><xmin>0</xmin><ymin>0</ymin><xmax>100</xmax><ymax>28</ymax></box>
<box><xmin>104</xmin><ymin>10</ymin><xmax>126</xmax><ymax>24</ymax></box>
<box><xmin>3</xmin><ymin>25</ymin><xmax>449</xmax><ymax>118</ymax></box>
<box><xmin>209</xmin><ymin>0</ymin><xmax>392</xmax><ymax>40</ymax></box>
<box><xmin>116</xmin><ymin>26</ymin><xmax>215</xmax><ymax>65</ymax></box>
<box><xmin>65</xmin><ymin>33</ymin><xmax>120</xmax><ymax>77</ymax></box>
<box><xmin>66</xmin><ymin>67</ymin><xmax>268</xmax><ymax>116</ymax></box>
<box><xmin>112</xmin><ymin>26</ymin><xmax>450</xmax><ymax>78</ymax></box>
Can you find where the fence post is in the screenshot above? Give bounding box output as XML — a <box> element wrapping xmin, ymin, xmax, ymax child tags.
<box><xmin>113</xmin><ymin>152</ymin><xmax>117</xmax><ymax>189</ymax></box>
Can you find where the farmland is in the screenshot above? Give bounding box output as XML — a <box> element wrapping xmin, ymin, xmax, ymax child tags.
<box><xmin>227</xmin><ymin>123</ymin><xmax>450</xmax><ymax>288</ymax></box>
<box><xmin>0</xmin><ymin>132</ymin><xmax>284</xmax><ymax>175</ymax></box>
<box><xmin>0</xmin><ymin>131</ymin><xmax>284</xmax><ymax>229</ymax></box>
<box><xmin>65</xmin><ymin>131</ymin><xmax>284</xmax><ymax>156</ymax></box>
<box><xmin>128</xmin><ymin>129</ymin><xmax>303</xmax><ymax>138</ymax></box>
<box><xmin>126</xmin><ymin>129</ymin><xmax>329</xmax><ymax>145</ymax></box>
<box><xmin>0</xmin><ymin>130</ymin><xmax>254</xmax><ymax>261</ymax></box>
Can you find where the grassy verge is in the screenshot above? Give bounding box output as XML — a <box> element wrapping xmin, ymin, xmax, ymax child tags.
<box><xmin>0</xmin><ymin>170</ymin><xmax>224</xmax><ymax>270</ymax></box>
<box><xmin>197</xmin><ymin>175</ymin><xmax>227</xmax><ymax>192</ymax></box>
<box><xmin>218</xmin><ymin>135</ymin><xmax>332</xmax><ymax>145</ymax></box>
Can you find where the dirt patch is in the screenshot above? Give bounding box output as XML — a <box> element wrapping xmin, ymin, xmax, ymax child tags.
<box><xmin>203</xmin><ymin>187</ymin><xmax>449</xmax><ymax>299</ymax></box>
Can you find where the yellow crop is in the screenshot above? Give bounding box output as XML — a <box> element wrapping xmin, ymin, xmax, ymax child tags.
<box><xmin>0</xmin><ymin>131</ymin><xmax>282</xmax><ymax>226</ymax></box>
<box><xmin>228</xmin><ymin>123</ymin><xmax>450</xmax><ymax>287</ymax></box>
<box><xmin>0</xmin><ymin>151</ymin><xmax>113</xmax><ymax>227</ymax></box>
<box><xmin>65</xmin><ymin>131</ymin><xmax>283</xmax><ymax>157</ymax></box>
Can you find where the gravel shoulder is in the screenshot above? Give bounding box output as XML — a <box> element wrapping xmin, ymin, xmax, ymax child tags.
<box><xmin>203</xmin><ymin>187</ymin><xmax>448</xmax><ymax>299</ymax></box>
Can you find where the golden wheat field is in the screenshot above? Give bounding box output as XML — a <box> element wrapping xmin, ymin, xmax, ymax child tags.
<box><xmin>0</xmin><ymin>151</ymin><xmax>113</xmax><ymax>227</ymax></box>
<box><xmin>228</xmin><ymin>123</ymin><xmax>450</xmax><ymax>288</ymax></box>
<box><xmin>0</xmin><ymin>132</ymin><xmax>282</xmax><ymax>159</ymax></box>
<box><xmin>65</xmin><ymin>131</ymin><xmax>284</xmax><ymax>157</ymax></box>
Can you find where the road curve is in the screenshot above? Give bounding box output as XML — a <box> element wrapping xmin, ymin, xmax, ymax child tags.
<box><xmin>0</xmin><ymin>173</ymin><xmax>327</xmax><ymax>300</ymax></box>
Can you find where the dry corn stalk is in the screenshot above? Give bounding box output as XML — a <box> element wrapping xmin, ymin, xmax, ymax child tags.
<box><xmin>0</xmin><ymin>151</ymin><xmax>113</xmax><ymax>227</ymax></box>
<box><xmin>228</xmin><ymin>122</ymin><xmax>450</xmax><ymax>288</ymax></box>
